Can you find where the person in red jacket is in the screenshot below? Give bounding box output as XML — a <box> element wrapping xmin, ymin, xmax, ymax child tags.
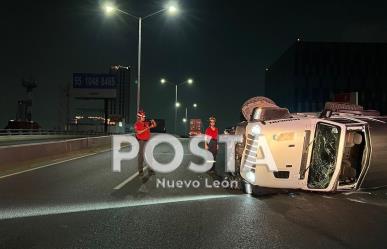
<box><xmin>205</xmin><ymin>116</ymin><xmax>219</xmax><ymax>172</ymax></box>
<box><xmin>134</xmin><ymin>110</ymin><xmax>156</xmax><ymax>176</ymax></box>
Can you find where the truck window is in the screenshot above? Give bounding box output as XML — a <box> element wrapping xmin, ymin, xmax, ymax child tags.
<box><xmin>307</xmin><ymin>123</ymin><xmax>341</xmax><ymax>189</ymax></box>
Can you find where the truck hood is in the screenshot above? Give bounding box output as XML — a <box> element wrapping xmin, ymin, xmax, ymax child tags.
<box><xmin>244</xmin><ymin>118</ymin><xmax>312</xmax><ymax>177</ymax></box>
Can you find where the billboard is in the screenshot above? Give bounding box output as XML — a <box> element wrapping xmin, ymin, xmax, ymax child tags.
<box><xmin>334</xmin><ymin>92</ymin><xmax>359</xmax><ymax>105</ymax></box>
<box><xmin>72</xmin><ymin>73</ymin><xmax>117</xmax><ymax>99</ymax></box>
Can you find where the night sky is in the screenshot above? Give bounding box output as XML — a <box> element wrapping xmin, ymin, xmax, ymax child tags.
<box><xmin>2</xmin><ymin>0</ymin><xmax>387</xmax><ymax>132</ymax></box>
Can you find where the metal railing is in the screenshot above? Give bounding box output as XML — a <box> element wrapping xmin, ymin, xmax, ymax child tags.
<box><xmin>0</xmin><ymin>129</ymin><xmax>106</xmax><ymax>136</ymax></box>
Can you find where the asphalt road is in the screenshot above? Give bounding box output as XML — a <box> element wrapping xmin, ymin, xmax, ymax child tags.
<box><xmin>0</xmin><ymin>138</ymin><xmax>386</xmax><ymax>249</ymax></box>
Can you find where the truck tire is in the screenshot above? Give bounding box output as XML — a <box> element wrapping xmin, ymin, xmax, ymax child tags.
<box><xmin>324</xmin><ymin>102</ymin><xmax>363</xmax><ymax>112</ymax></box>
<box><xmin>243</xmin><ymin>96</ymin><xmax>277</xmax><ymax>107</ymax></box>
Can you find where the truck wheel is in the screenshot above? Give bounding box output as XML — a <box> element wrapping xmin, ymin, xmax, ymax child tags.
<box><xmin>324</xmin><ymin>102</ymin><xmax>363</xmax><ymax>112</ymax></box>
<box><xmin>241</xmin><ymin>181</ymin><xmax>253</xmax><ymax>194</ymax></box>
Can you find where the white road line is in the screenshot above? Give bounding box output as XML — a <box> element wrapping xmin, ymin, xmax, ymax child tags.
<box><xmin>0</xmin><ymin>149</ymin><xmax>111</xmax><ymax>180</ymax></box>
<box><xmin>113</xmin><ymin>166</ymin><xmax>148</xmax><ymax>190</ymax></box>
<box><xmin>112</xmin><ymin>152</ymin><xmax>197</xmax><ymax>190</ymax></box>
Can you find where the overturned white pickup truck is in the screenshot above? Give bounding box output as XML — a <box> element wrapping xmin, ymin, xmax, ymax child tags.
<box><xmin>235</xmin><ymin>97</ymin><xmax>387</xmax><ymax>194</ymax></box>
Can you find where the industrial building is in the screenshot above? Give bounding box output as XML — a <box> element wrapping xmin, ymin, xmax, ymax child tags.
<box><xmin>265</xmin><ymin>41</ymin><xmax>387</xmax><ymax>114</ymax></box>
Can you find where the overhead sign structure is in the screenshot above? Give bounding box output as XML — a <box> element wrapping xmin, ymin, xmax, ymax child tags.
<box><xmin>72</xmin><ymin>73</ymin><xmax>117</xmax><ymax>99</ymax></box>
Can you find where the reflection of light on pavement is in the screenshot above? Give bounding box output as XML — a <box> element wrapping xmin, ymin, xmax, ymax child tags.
<box><xmin>346</xmin><ymin>198</ymin><xmax>367</xmax><ymax>204</ymax></box>
<box><xmin>0</xmin><ymin>195</ymin><xmax>236</xmax><ymax>220</ymax></box>
<box><xmin>342</xmin><ymin>191</ymin><xmax>372</xmax><ymax>196</ymax></box>
<box><xmin>323</xmin><ymin>192</ymin><xmax>387</xmax><ymax>208</ymax></box>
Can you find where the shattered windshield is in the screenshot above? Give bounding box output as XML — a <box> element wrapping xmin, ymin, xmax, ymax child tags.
<box><xmin>307</xmin><ymin>123</ymin><xmax>341</xmax><ymax>189</ymax></box>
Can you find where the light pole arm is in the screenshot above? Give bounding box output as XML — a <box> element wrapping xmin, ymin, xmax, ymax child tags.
<box><xmin>143</xmin><ymin>8</ymin><xmax>166</xmax><ymax>20</ymax></box>
<box><xmin>116</xmin><ymin>9</ymin><xmax>140</xmax><ymax>20</ymax></box>
<box><xmin>116</xmin><ymin>8</ymin><xmax>166</xmax><ymax>20</ymax></box>
<box><xmin>177</xmin><ymin>81</ymin><xmax>190</xmax><ymax>87</ymax></box>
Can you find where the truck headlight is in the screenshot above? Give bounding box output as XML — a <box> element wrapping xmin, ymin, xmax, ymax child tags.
<box><xmin>245</xmin><ymin>171</ymin><xmax>256</xmax><ymax>184</ymax></box>
<box><xmin>251</xmin><ymin>125</ymin><xmax>261</xmax><ymax>135</ymax></box>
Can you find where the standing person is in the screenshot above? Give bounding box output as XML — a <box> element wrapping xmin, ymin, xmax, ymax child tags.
<box><xmin>134</xmin><ymin>110</ymin><xmax>156</xmax><ymax>176</ymax></box>
<box><xmin>205</xmin><ymin>116</ymin><xmax>219</xmax><ymax>173</ymax></box>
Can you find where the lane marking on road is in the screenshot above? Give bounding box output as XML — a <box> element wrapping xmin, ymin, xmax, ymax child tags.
<box><xmin>112</xmin><ymin>151</ymin><xmax>204</xmax><ymax>190</ymax></box>
<box><xmin>0</xmin><ymin>149</ymin><xmax>112</xmax><ymax>180</ymax></box>
<box><xmin>113</xmin><ymin>166</ymin><xmax>149</xmax><ymax>190</ymax></box>
<box><xmin>153</xmin><ymin>153</ymin><xmax>193</xmax><ymax>155</ymax></box>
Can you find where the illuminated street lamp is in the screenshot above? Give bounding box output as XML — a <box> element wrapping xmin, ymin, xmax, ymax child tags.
<box><xmin>167</xmin><ymin>5</ymin><xmax>178</xmax><ymax>15</ymax></box>
<box><xmin>102</xmin><ymin>2</ymin><xmax>179</xmax><ymax>112</ymax></box>
<box><xmin>103</xmin><ymin>4</ymin><xmax>115</xmax><ymax>15</ymax></box>
<box><xmin>160</xmin><ymin>78</ymin><xmax>194</xmax><ymax>133</ymax></box>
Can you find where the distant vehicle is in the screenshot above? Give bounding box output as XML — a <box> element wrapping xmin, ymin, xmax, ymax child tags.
<box><xmin>150</xmin><ymin>119</ymin><xmax>166</xmax><ymax>133</ymax></box>
<box><xmin>235</xmin><ymin>97</ymin><xmax>387</xmax><ymax>194</ymax></box>
<box><xmin>189</xmin><ymin>119</ymin><xmax>202</xmax><ymax>136</ymax></box>
<box><xmin>4</xmin><ymin>120</ymin><xmax>41</xmax><ymax>130</ymax></box>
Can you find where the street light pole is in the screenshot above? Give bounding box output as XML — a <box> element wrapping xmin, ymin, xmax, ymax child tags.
<box><xmin>182</xmin><ymin>103</ymin><xmax>197</xmax><ymax>135</ymax></box>
<box><xmin>160</xmin><ymin>78</ymin><xmax>194</xmax><ymax>134</ymax></box>
<box><xmin>137</xmin><ymin>17</ymin><xmax>142</xmax><ymax>112</ymax></box>
<box><xmin>175</xmin><ymin>84</ymin><xmax>178</xmax><ymax>133</ymax></box>
<box><xmin>102</xmin><ymin>3</ymin><xmax>179</xmax><ymax>113</ymax></box>
<box><xmin>185</xmin><ymin>106</ymin><xmax>188</xmax><ymax>133</ymax></box>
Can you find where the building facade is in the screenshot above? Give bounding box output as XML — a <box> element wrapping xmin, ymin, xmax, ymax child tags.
<box><xmin>108</xmin><ymin>65</ymin><xmax>131</xmax><ymax>124</ymax></box>
<box><xmin>265</xmin><ymin>41</ymin><xmax>387</xmax><ymax>114</ymax></box>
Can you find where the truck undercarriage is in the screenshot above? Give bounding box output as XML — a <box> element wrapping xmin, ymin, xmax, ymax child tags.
<box><xmin>233</xmin><ymin>97</ymin><xmax>387</xmax><ymax>195</ymax></box>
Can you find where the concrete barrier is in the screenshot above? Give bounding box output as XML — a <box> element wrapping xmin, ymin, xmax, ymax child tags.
<box><xmin>0</xmin><ymin>136</ymin><xmax>111</xmax><ymax>166</ymax></box>
<box><xmin>0</xmin><ymin>134</ymin><xmax>83</xmax><ymax>143</ymax></box>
